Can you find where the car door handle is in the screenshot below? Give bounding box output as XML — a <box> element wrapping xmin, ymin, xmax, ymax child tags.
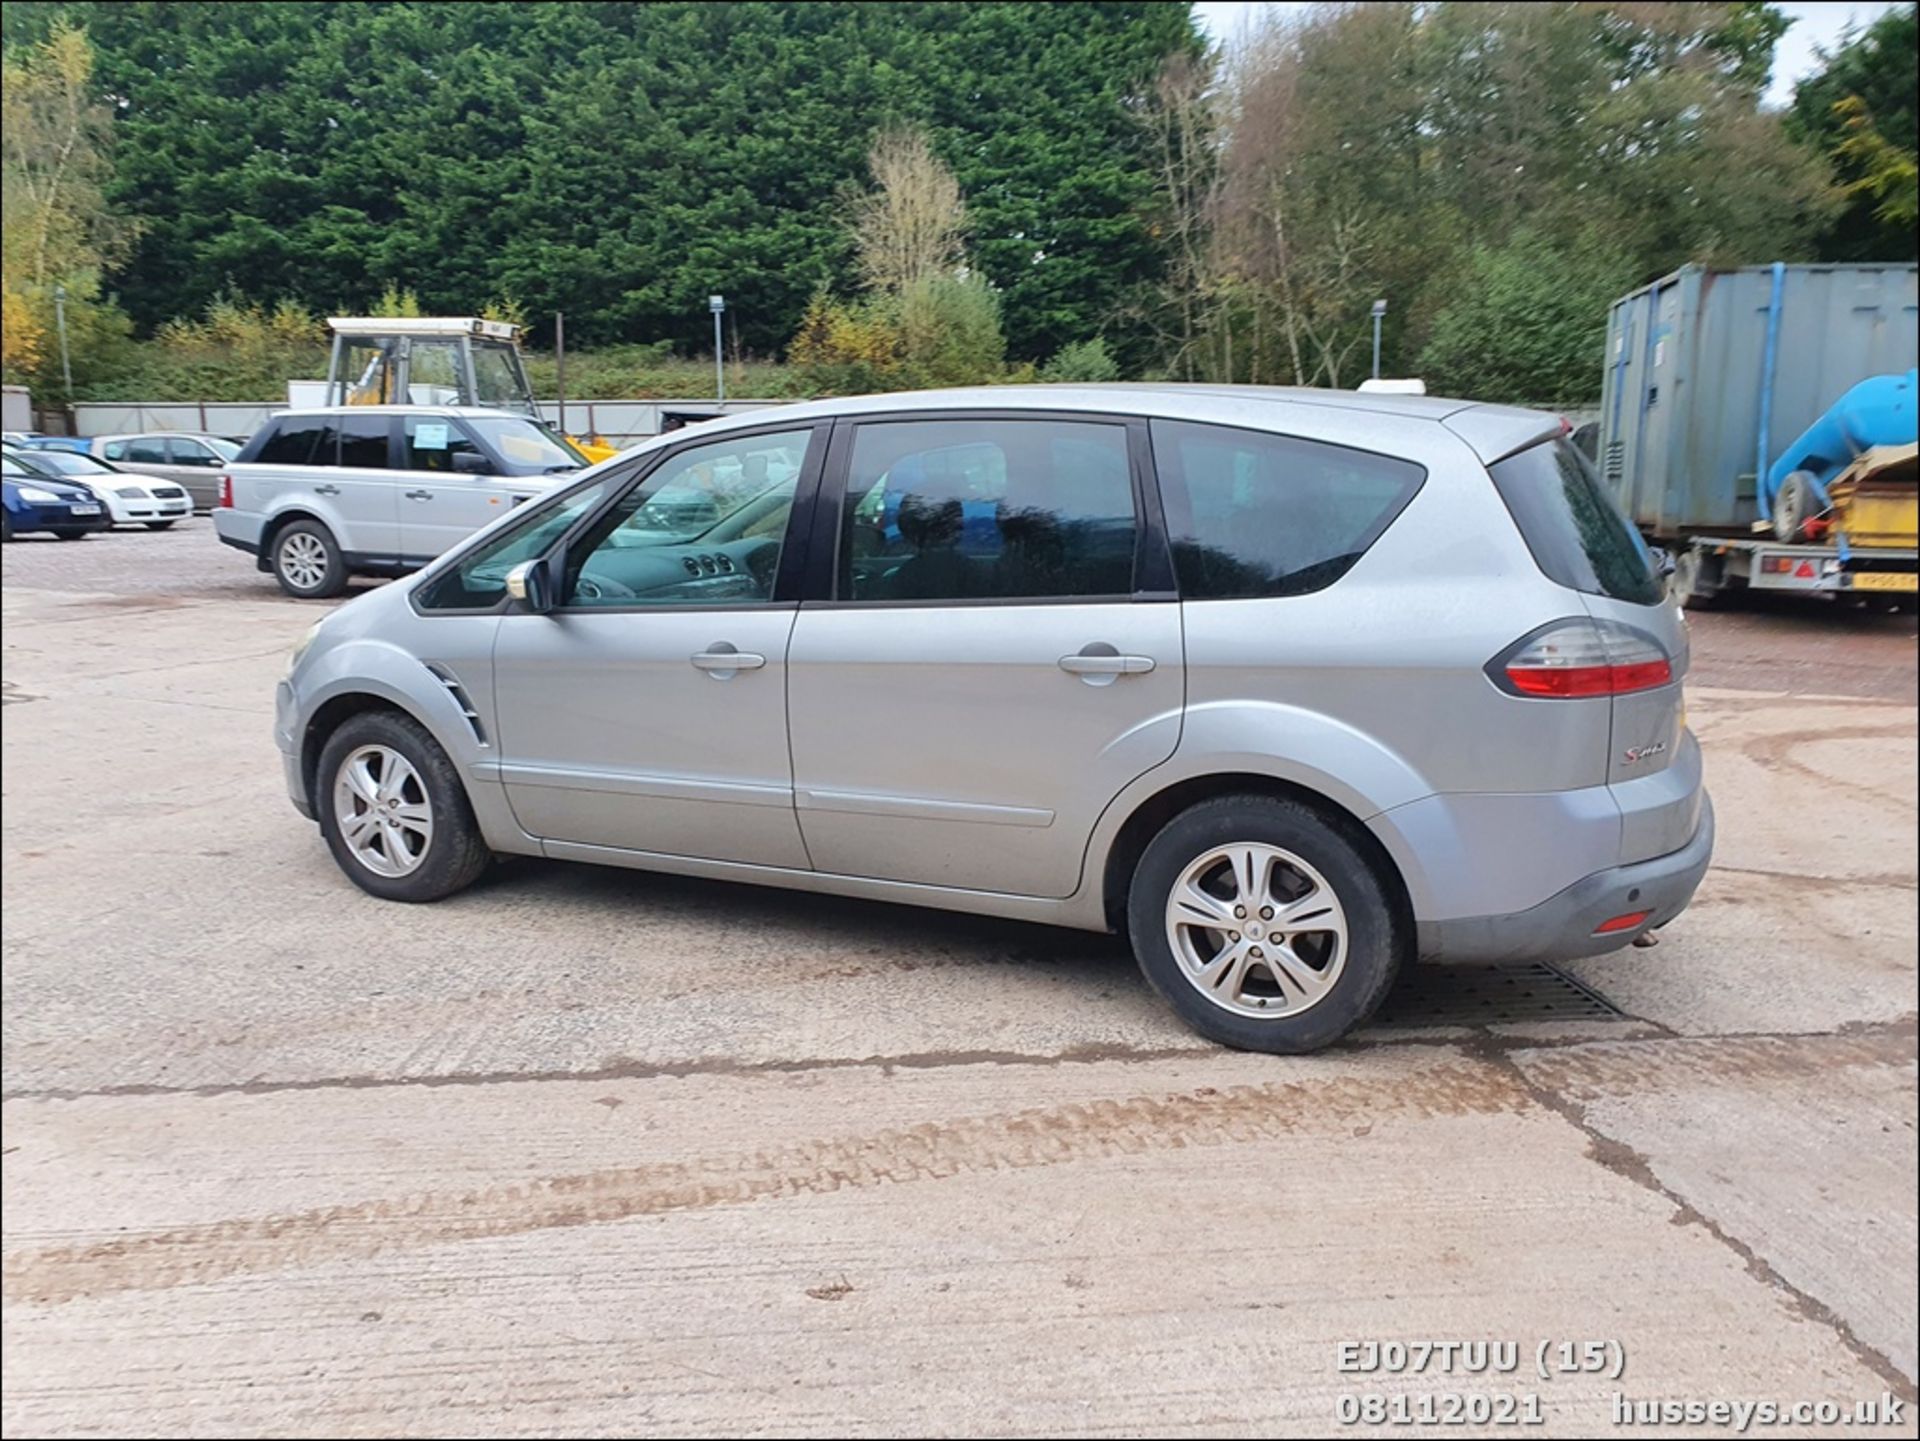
<box><xmin>313</xmin><ymin>484</ymin><xmax>340</xmax><ymax>496</ymax></box>
<box><xmin>1058</xmin><ymin>652</ymin><xmax>1155</xmax><ymax>676</ymax></box>
<box><xmin>690</xmin><ymin>647</ymin><xmax>767</xmax><ymax>676</ymax></box>
<box><xmin>404</xmin><ymin>489</ymin><xmax>434</xmax><ymax>501</ymax></box>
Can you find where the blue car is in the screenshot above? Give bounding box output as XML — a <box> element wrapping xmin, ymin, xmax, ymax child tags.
<box><xmin>2</xmin><ymin>449</ymin><xmax>108</xmax><ymax>540</ymax></box>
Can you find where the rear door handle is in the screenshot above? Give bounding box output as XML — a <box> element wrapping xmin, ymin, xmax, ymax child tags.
<box><xmin>690</xmin><ymin>645</ymin><xmax>766</xmax><ymax>677</ymax></box>
<box><xmin>1058</xmin><ymin>652</ymin><xmax>1155</xmax><ymax>676</ymax></box>
<box><xmin>405</xmin><ymin>489</ymin><xmax>434</xmax><ymax>501</ymax></box>
<box><xmin>313</xmin><ymin>484</ymin><xmax>340</xmax><ymax>496</ymax></box>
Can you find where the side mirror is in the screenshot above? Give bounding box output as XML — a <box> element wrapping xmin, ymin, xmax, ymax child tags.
<box><xmin>452</xmin><ymin>451</ymin><xmax>493</xmax><ymax>476</ymax></box>
<box><xmin>504</xmin><ymin>560</ymin><xmax>554</xmax><ymax>614</ymax></box>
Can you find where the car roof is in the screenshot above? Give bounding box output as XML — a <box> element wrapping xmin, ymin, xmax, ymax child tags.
<box><xmin>265</xmin><ymin>405</ymin><xmax>530</xmax><ymax>419</ymax></box>
<box><xmin>658</xmin><ymin>384</ymin><xmax>1561</xmax><ymax>464</ymax></box>
<box><xmin>92</xmin><ymin>431</ymin><xmax>233</xmax><ymax>442</ymax></box>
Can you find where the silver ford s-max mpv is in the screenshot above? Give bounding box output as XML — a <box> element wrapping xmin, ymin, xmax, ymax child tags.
<box><xmin>278</xmin><ymin>386</ymin><xmax>1712</xmax><ymax>1052</ymax></box>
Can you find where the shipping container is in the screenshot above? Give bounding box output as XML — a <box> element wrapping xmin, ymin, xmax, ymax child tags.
<box><xmin>1599</xmin><ymin>263</ymin><xmax>1918</xmax><ymax>539</ymax></box>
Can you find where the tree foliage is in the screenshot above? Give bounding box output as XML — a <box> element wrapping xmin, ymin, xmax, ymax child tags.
<box><xmin>1788</xmin><ymin>3</ymin><xmax>1919</xmax><ymax>259</ymax></box>
<box><xmin>1418</xmin><ymin>228</ymin><xmax>1636</xmax><ymax>404</ymax></box>
<box><xmin>1</xmin><ymin>1</ymin><xmax>1193</xmax><ymax>361</ymax></box>
<box><xmin>1144</xmin><ymin>1</ymin><xmax>1840</xmax><ymax>396</ymax></box>
<box><xmin>0</xmin><ymin>18</ymin><xmax>135</xmax><ymax>391</ymax></box>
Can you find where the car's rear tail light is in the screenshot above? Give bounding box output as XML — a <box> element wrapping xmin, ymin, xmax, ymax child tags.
<box><xmin>1594</xmin><ymin>909</ymin><xmax>1651</xmax><ymax>935</ymax></box>
<box><xmin>217</xmin><ymin>473</ymin><xmax>233</xmax><ymax>508</ymax></box>
<box><xmin>1490</xmin><ymin>619</ymin><xmax>1674</xmax><ymax>698</ymax></box>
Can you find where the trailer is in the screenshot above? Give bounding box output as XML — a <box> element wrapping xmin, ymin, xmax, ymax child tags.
<box><xmin>1598</xmin><ymin>263</ymin><xmax>1918</xmax><ymax>607</ymax></box>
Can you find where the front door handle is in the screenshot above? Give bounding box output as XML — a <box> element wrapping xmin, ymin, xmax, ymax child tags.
<box><xmin>690</xmin><ymin>644</ymin><xmax>766</xmax><ymax>678</ymax></box>
<box><xmin>313</xmin><ymin>484</ymin><xmax>340</xmax><ymax>496</ymax></box>
<box><xmin>1059</xmin><ymin>651</ymin><xmax>1155</xmax><ymax>676</ymax></box>
<box><xmin>404</xmin><ymin>489</ymin><xmax>434</xmax><ymax>501</ymax></box>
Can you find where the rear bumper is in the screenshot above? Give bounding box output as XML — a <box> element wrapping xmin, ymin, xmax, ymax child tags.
<box><xmin>1417</xmin><ymin>792</ymin><xmax>1714</xmax><ymax>964</ymax></box>
<box><xmin>213</xmin><ymin>509</ymin><xmax>263</xmax><ymax>556</ymax></box>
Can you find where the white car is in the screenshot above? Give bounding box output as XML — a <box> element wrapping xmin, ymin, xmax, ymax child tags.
<box><xmin>6</xmin><ymin>447</ymin><xmax>193</xmax><ymax>529</ymax></box>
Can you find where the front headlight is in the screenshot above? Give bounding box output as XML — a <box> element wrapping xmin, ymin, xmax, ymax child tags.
<box><xmin>17</xmin><ymin>487</ymin><xmax>60</xmax><ymax>502</ymax></box>
<box><xmin>286</xmin><ymin>620</ymin><xmax>323</xmax><ymax>678</ymax></box>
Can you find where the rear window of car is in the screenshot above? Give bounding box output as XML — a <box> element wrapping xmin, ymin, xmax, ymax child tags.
<box><xmin>254</xmin><ymin>417</ymin><xmax>336</xmax><ymax>467</ymax></box>
<box><xmin>1488</xmin><ymin>437</ymin><xmax>1663</xmax><ymax>605</ymax></box>
<box><xmin>1149</xmin><ymin>419</ymin><xmax>1425</xmax><ymax>599</ymax></box>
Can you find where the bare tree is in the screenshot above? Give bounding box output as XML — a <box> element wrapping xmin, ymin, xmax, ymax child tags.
<box><xmin>846</xmin><ymin>125</ymin><xmax>969</xmax><ymax>294</ymax></box>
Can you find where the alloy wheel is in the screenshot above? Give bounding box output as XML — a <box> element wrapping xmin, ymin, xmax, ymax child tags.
<box><xmin>1163</xmin><ymin>842</ymin><xmax>1349</xmax><ymax>1018</ymax></box>
<box><xmin>332</xmin><ymin>744</ymin><xmax>433</xmax><ymax>877</ymax></box>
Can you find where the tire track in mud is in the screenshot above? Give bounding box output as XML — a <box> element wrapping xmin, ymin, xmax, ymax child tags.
<box><xmin>1738</xmin><ymin>723</ymin><xmax>1920</xmax><ymax>813</ymax></box>
<box><xmin>4</xmin><ymin>1060</ymin><xmax>1528</xmax><ymax>1306</ymax></box>
<box><xmin>1512</xmin><ymin>1020</ymin><xmax>1917</xmax><ymax>1102</ymax></box>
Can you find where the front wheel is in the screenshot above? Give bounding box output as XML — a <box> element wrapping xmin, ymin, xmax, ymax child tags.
<box><xmin>1127</xmin><ymin>795</ymin><xmax>1403</xmax><ymax>1053</ymax></box>
<box><xmin>271</xmin><ymin>518</ymin><xmax>348</xmax><ymax>598</ymax></box>
<box><xmin>51</xmin><ymin>528</ymin><xmax>92</xmax><ymax>541</ymax></box>
<box><xmin>316</xmin><ymin>710</ymin><xmax>491</xmax><ymax>902</ymax></box>
<box><xmin>144</xmin><ymin>520</ymin><xmax>178</xmax><ymax>531</ymax></box>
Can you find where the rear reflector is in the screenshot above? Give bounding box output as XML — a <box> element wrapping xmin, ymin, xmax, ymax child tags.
<box><xmin>217</xmin><ymin>474</ymin><xmax>233</xmax><ymax>508</ymax></box>
<box><xmin>1594</xmin><ymin>910</ymin><xmax>1651</xmax><ymax>935</ymax></box>
<box><xmin>1492</xmin><ymin>618</ymin><xmax>1674</xmax><ymax>699</ymax></box>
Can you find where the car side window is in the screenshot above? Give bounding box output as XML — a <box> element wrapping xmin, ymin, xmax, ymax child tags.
<box><xmin>560</xmin><ymin>429</ymin><xmax>813</xmax><ymax>608</ymax></box>
<box><xmin>102</xmin><ymin>440</ymin><xmax>130</xmax><ymax>462</ymax></box>
<box><xmin>1149</xmin><ymin>419</ymin><xmax>1425</xmax><ymax>599</ymax></box>
<box><xmin>255</xmin><ymin>418</ymin><xmax>337</xmax><ymax>467</ymax></box>
<box><xmin>403</xmin><ymin>415</ymin><xmax>483</xmax><ymax>473</ymax></box>
<box><xmin>414</xmin><ymin>480</ymin><xmax>612</xmax><ymax>611</ymax></box>
<box><xmin>338</xmin><ymin>414</ymin><xmax>393</xmax><ymax>469</ymax></box>
<box><xmin>166</xmin><ymin>438</ymin><xmax>220</xmax><ymax>467</ymax></box>
<box><xmin>838</xmin><ymin>418</ymin><xmax>1137</xmax><ymax>603</ymax></box>
<box><xmin>123</xmin><ymin>437</ymin><xmax>169</xmax><ymax>466</ymax></box>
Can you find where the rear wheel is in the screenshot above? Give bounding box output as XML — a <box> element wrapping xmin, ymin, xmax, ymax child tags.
<box><xmin>1772</xmin><ymin>471</ymin><xmax>1816</xmax><ymax>544</ymax></box>
<box><xmin>271</xmin><ymin>519</ymin><xmax>348</xmax><ymax>598</ymax></box>
<box><xmin>1670</xmin><ymin>545</ymin><xmax>1722</xmax><ymax>610</ymax></box>
<box><xmin>1127</xmin><ymin>796</ymin><xmax>1403</xmax><ymax>1053</ymax></box>
<box><xmin>316</xmin><ymin>710</ymin><xmax>491</xmax><ymax>902</ymax></box>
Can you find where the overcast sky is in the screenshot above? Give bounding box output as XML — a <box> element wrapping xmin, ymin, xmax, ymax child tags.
<box><xmin>1188</xmin><ymin>1</ymin><xmax>1905</xmax><ymax>107</ymax></box>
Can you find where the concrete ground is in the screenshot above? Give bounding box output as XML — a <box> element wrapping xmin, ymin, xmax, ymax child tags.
<box><xmin>3</xmin><ymin>522</ymin><xmax>1916</xmax><ymax>1437</ymax></box>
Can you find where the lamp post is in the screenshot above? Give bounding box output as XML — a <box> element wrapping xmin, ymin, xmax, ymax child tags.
<box><xmin>709</xmin><ymin>294</ymin><xmax>726</xmax><ymax>404</ymax></box>
<box><xmin>1370</xmin><ymin>298</ymin><xmax>1387</xmax><ymax>381</ymax></box>
<box><xmin>53</xmin><ymin>284</ymin><xmax>74</xmax><ymax>403</ymax></box>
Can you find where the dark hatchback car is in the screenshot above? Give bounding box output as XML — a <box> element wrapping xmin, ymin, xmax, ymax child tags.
<box><xmin>2</xmin><ymin>450</ymin><xmax>109</xmax><ymax>540</ymax></box>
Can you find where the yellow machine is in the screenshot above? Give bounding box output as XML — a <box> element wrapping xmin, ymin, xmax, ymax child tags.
<box><xmin>1826</xmin><ymin>443</ymin><xmax>1919</xmax><ymax>554</ymax></box>
<box><xmin>325</xmin><ymin>317</ymin><xmax>619</xmax><ymax>462</ymax></box>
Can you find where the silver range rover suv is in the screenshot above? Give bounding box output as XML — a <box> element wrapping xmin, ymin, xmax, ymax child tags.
<box><xmin>276</xmin><ymin>385</ymin><xmax>1711</xmax><ymax>1053</ymax></box>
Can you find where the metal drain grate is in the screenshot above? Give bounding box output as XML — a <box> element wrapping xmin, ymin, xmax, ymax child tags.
<box><xmin>1370</xmin><ymin>961</ymin><xmax>1625</xmax><ymax>1027</ymax></box>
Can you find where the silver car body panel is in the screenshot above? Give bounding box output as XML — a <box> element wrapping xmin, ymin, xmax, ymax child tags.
<box><xmin>278</xmin><ymin>385</ymin><xmax>1712</xmax><ymax>957</ymax></box>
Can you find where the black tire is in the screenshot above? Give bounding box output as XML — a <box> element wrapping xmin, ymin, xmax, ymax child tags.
<box><xmin>144</xmin><ymin>520</ymin><xmax>178</xmax><ymax>531</ymax></box>
<box><xmin>51</xmin><ymin>528</ymin><xmax>91</xmax><ymax>541</ymax></box>
<box><xmin>270</xmin><ymin>518</ymin><xmax>348</xmax><ymax>598</ymax></box>
<box><xmin>315</xmin><ymin>709</ymin><xmax>491</xmax><ymax>902</ymax></box>
<box><xmin>1669</xmin><ymin>546</ymin><xmax>1722</xmax><ymax>611</ymax></box>
<box><xmin>1126</xmin><ymin>795</ymin><xmax>1404</xmax><ymax>1054</ymax></box>
<box><xmin>1</xmin><ymin>511</ymin><xmax>12</xmax><ymax>542</ymax></box>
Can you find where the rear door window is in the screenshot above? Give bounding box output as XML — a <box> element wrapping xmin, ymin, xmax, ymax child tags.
<box><xmin>255</xmin><ymin>418</ymin><xmax>336</xmax><ymax>467</ymax></box>
<box><xmin>337</xmin><ymin>414</ymin><xmax>394</xmax><ymax>469</ymax></box>
<box><xmin>166</xmin><ymin>437</ymin><xmax>223</xmax><ymax>467</ymax></box>
<box><xmin>837</xmin><ymin>418</ymin><xmax>1138</xmax><ymax>602</ymax></box>
<box><xmin>1488</xmin><ymin>438</ymin><xmax>1663</xmax><ymax>605</ymax></box>
<box><xmin>120</xmin><ymin>437</ymin><xmax>170</xmax><ymax>466</ymax></box>
<box><xmin>1149</xmin><ymin>419</ymin><xmax>1424</xmax><ymax>598</ymax></box>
